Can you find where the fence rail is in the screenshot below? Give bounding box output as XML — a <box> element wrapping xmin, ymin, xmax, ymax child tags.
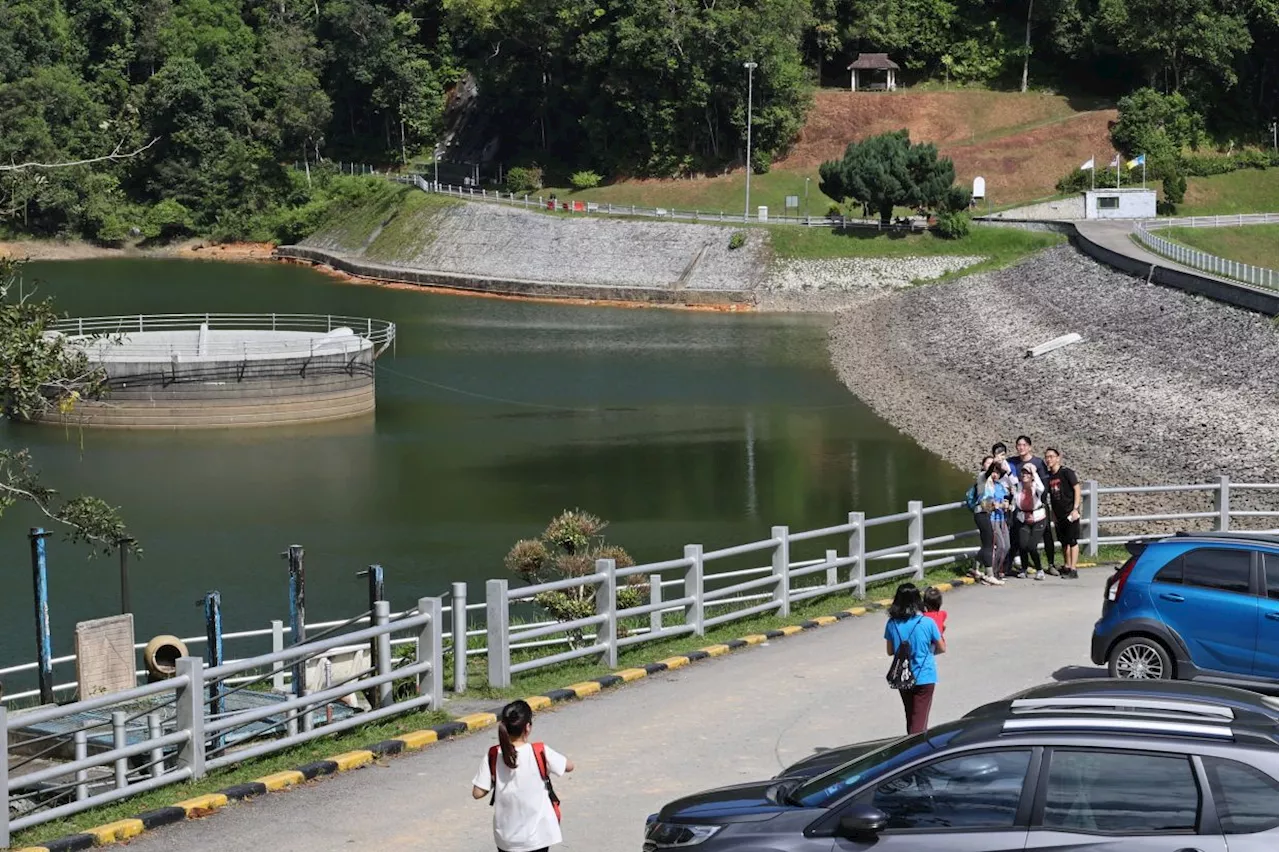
<box><xmin>1135</xmin><ymin>215</ymin><xmax>1279</xmax><ymax>290</ymax></box>
<box><xmin>3</xmin><ymin>476</ymin><xmax>1276</xmax><ymax>842</ymax></box>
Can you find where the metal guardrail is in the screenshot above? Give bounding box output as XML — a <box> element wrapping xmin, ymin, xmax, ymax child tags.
<box><xmin>1</xmin><ymin>600</ymin><xmax>442</xmax><ymax>844</ymax></box>
<box><xmin>1134</xmin><ymin>214</ymin><xmax>1279</xmax><ymax>290</ymax></box>
<box><xmin>2</xmin><ymin>477</ymin><xmax>1275</xmax><ymax>841</ymax></box>
<box><xmin>396</xmin><ymin>174</ymin><xmax>931</xmax><ymax>231</ymax></box>
<box><xmin>50</xmin><ymin>313</ymin><xmax>398</xmax><ymax>359</ymax></box>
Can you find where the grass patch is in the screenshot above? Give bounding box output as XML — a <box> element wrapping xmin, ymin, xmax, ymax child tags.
<box><xmin>307</xmin><ymin>181</ymin><xmax>410</xmax><ymax>252</ymax></box>
<box><xmin>364</xmin><ymin>190</ymin><xmax>457</xmax><ymax>263</ymax></box>
<box><xmin>766</xmin><ymin>223</ymin><xmax>1064</xmax><ymax>274</ymax></box>
<box><xmin>1179</xmin><ymin>168</ymin><xmax>1279</xmax><ymax>216</ymax></box>
<box><xmin>1159</xmin><ymin>224</ymin><xmax>1278</xmax><ymax>271</ymax></box>
<box><xmin>9</xmin><ymin>708</ymin><xmax>452</xmax><ymax>848</ymax></box>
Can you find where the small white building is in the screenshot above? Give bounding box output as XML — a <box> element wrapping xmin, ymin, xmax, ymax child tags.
<box><xmin>848</xmin><ymin>53</ymin><xmax>899</xmax><ymax>92</ymax></box>
<box><xmin>1085</xmin><ymin>188</ymin><xmax>1157</xmax><ymax>220</ymax></box>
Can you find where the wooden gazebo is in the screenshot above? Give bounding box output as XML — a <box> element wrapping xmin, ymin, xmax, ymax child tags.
<box><xmin>848</xmin><ymin>53</ymin><xmax>900</xmax><ymax>92</ymax></box>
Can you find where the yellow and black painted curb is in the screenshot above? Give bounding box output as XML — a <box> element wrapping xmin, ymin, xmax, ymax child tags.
<box><xmin>25</xmin><ymin>568</ymin><xmax>1121</xmax><ymax>852</ymax></box>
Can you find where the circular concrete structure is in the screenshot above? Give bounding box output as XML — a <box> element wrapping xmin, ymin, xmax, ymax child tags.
<box><xmin>39</xmin><ymin>314</ymin><xmax>396</xmax><ymax>428</ymax></box>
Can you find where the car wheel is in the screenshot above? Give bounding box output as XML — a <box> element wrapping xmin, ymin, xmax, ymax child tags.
<box><xmin>1109</xmin><ymin>636</ymin><xmax>1173</xmax><ymax>680</ymax></box>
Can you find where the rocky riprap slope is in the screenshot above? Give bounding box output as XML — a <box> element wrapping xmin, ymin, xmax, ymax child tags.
<box><xmin>829</xmin><ymin>244</ymin><xmax>1279</xmax><ymax>524</ymax></box>
<box><xmin>758</xmin><ymin>256</ymin><xmax>984</xmax><ymax>311</ymax></box>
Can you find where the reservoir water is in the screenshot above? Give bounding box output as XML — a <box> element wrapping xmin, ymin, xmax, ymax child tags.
<box><xmin>0</xmin><ymin>258</ymin><xmax>971</xmax><ymax>667</ymax></box>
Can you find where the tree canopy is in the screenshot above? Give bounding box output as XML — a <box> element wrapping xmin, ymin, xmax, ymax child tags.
<box><xmin>818</xmin><ymin>130</ymin><xmax>965</xmax><ymax>223</ymax></box>
<box><xmin>0</xmin><ymin>0</ymin><xmax>1274</xmax><ymax>243</ymax></box>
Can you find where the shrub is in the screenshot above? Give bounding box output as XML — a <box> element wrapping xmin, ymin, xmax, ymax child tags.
<box><xmin>728</xmin><ymin>231</ymin><xmax>747</xmax><ymax>250</ymax></box>
<box><xmin>933</xmin><ymin>210</ymin><xmax>970</xmax><ymax>239</ymax></box>
<box><xmin>505</xmin><ymin>165</ymin><xmax>543</xmax><ymax>194</ymax></box>
<box><xmin>1163</xmin><ymin>173</ymin><xmax>1187</xmax><ymax>205</ymax></box>
<box><xmin>826</xmin><ymin>203</ymin><xmax>843</xmax><ymax>219</ymax></box>
<box><xmin>569</xmin><ymin>170</ymin><xmax>602</xmax><ymax>190</ymax></box>
<box><xmin>750</xmin><ymin>147</ymin><xmax>772</xmax><ymax>174</ymax></box>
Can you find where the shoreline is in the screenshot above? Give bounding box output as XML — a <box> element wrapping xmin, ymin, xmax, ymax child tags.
<box><xmin>0</xmin><ymin>238</ymin><xmax>276</xmax><ymax>264</ymax></box>
<box><xmin>827</xmin><ymin>243</ymin><xmax>1279</xmax><ymax>518</ymax></box>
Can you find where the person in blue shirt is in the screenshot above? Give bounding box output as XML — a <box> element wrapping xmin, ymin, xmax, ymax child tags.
<box><xmin>884</xmin><ymin>583</ymin><xmax>947</xmax><ymax>734</ymax></box>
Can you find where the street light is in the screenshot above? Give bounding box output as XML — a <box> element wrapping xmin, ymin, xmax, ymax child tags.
<box><xmin>433</xmin><ymin>144</ymin><xmax>442</xmax><ymax>190</ymax></box>
<box><xmin>743</xmin><ymin>61</ymin><xmax>758</xmax><ymax>222</ymax></box>
<box><xmin>804</xmin><ymin>176</ymin><xmax>810</xmax><ymax>221</ymax></box>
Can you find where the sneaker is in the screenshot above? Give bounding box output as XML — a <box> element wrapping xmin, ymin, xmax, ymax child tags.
<box><xmin>1034</xmin><ymin>570</ymin><xmax>1046</xmax><ymax>581</ymax></box>
<box><xmin>1013</xmin><ymin>556</ymin><xmax>1022</xmax><ymax>568</ymax></box>
<box><xmin>990</xmin><ymin>576</ymin><xmax>1006</xmax><ymax>586</ymax></box>
<box><xmin>978</xmin><ymin>574</ymin><xmax>993</xmax><ymax>585</ymax></box>
<box><xmin>1046</xmin><ymin>565</ymin><xmax>1060</xmax><ymax>577</ymax></box>
<box><xmin>1065</xmin><ymin>569</ymin><xmax>1080</xmax><ymax>579</ymax></box>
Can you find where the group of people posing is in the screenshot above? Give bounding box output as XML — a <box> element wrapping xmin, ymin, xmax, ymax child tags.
<box><xmin>967</xmin><ymin>435</ymin><xmax>1083</xmax><ymax>585</ymax></box>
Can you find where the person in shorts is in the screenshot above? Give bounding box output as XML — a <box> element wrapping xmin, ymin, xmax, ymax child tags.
<box><xmin>1044</xmin><ymin>447</ymin><xmax>1082</xmax><ymax>579</ymax></box>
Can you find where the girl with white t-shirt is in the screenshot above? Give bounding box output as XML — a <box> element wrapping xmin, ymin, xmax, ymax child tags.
<box><xmin>471</xmin><ymin>699</ymin><xmax>574</xmax><ymax>852</ymax></box>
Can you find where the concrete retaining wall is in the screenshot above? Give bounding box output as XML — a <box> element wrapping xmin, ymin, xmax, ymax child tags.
<box><xmin>34</xmin><ymin>350</ymin><xmax>376</xmax><ymax>429</ymax></box>
<box><xmin>275</xmin><ymin>246</ymin><xmax>755</xmax><ymax>306</ymax></box>
<box><xmin>1071</xmin><ymin>228</ymin><xmax>1279</xmax><ymax>316</ymax></box>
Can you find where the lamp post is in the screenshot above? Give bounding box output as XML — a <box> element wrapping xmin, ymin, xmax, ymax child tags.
<box><xmin>433</xmin><ymin>144</ymin><xmax>442</xmax><ymax>190</ymax></box>
<box><xmin>804</xmin><ymin>176</ymin><xmax>810</xmax><ymax>221</ymax></box>
<box><xmin>743</xmin><ymin>61</ymin><xmax>758</xmax><ymax>222</ymax></box>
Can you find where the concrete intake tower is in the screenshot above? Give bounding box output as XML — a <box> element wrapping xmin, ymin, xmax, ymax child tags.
<box><xmin>40</xmin><ymin>313</ymin><xmax>396</xmax><ymax>428</ymax></box>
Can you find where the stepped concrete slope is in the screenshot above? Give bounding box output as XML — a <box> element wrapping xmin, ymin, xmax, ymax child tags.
<box><xmin>298</xmin><ymin>202</ymin><xmax>770</xmax><ymax>304</ymax></box>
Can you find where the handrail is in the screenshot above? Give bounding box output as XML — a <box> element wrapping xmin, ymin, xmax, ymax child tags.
<box><xmin>1133</xmin><ymin>218</ymin><xmax>1278</xmax><ymax>290</ymax></box>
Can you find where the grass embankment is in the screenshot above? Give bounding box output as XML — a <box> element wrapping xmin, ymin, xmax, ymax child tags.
<box><xmin>304</xmin><ymin>181</ymin><xmax>457</xmax><ymax>260</ymax></box>
<box><xmin>1180</xmin><ymin>168</ymin><xmax>1280</xmax><ymax>216</ymax></box>
<box><xmin>1160</xmin><ymin>224</ymin><xmax>1279</xmax><ymax>271</ymax></box>
<box><xmin>767</xmin><ymin>223</ymin><xmax>1065</xmax><ymax>274</ymax></box>
<box><xmin>18</xmin><ymin>554</ymin><xmax>1104</xmax><ymax>848</ymax></box>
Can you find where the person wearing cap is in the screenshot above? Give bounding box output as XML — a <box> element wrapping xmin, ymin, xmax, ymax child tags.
<box><xmin>1013</xmin><ymin>435</ymin><xmax>1057</xmax><ymax>576</ymax></box>
<box><xmin>1011</xmin><ymin>462</ymin><xmax>1050</xmax><ymax>580</ymax></box>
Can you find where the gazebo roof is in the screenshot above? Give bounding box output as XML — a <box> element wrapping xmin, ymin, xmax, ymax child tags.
<box><xmin>847</xmin><ymin>53</ymin><xmax>900</xmax><ymax>71</ymax></box>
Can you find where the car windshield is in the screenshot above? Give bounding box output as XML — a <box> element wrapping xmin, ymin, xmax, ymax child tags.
<box><xmin>791</xmin><ymin>729</ymin><xmax>950</xmax><ymax>808</ymax></box>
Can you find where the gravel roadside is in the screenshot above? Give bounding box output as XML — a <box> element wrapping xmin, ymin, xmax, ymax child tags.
<box><xmin>827</xmin><ymin>244</ymin><xmax>1279</xmax><ymax>520</ymax></box>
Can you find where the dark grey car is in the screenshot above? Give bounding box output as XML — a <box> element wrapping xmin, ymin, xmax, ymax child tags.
<box><xmin>644</xmin><ymin>696</ymin><xmax>1279</xmax><ymax>851</ymax></box>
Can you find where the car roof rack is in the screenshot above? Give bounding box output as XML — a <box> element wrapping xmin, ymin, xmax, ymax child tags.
<box><xmin>1009</xmin><ymin>696</ymin><xmax>1237</xmax><ymax>721</ymax></box>
<box><xmin>1002</xmin><ymin>717</ymin><xmax>1235</xmax><ymax>740</ymax></box>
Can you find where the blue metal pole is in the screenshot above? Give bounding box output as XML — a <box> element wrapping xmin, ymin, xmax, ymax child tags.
<box><xmin>203</xmin><ymin>591</ymin><xmax>224</xmax><ymax>752</ymax></box>
<box><xmin>285</xmin><ymin>545</ymin><xmax>306</xmax><ymax>701</ymax></box>
<box><xmin>29</xmin><ymin>528</ymin><xmax>54</xmax><ymax>705</ymax></box>
<box><xmin>357</xmin><ymin>564</ymin><xmax>385</xmax><ymax>678</ymax></box>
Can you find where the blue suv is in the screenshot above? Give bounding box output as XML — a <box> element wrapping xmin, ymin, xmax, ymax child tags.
<box><xmin>1092</xmin><ymin>531</ymin><xmax>1279</xmax><ymax>692</ymax></box>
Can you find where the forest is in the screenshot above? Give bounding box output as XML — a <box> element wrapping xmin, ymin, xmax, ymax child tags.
<box><xmin>1</xmin><ymin>0</ymin><xmax>1275</xmax><ymax>242</ymax></box>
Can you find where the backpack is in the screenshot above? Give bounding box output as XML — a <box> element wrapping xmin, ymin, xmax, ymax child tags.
<box><xmin>963</xmin><ymin>484</ymin><xmax>981</xmax><ymax>511</ymax></box>
<box><xmin>885</xmin><ymin>620</ymin><xmax>921</xmax><ymax>691</ymax></box>
<box><xmin>488</xmin><ymin>742</ymin><xmax>562</xmax><ymax>822</ymax></box>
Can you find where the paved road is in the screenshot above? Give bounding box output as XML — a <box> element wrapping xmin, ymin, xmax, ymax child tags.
<box><xmin>1074</xmin><ymin>219</ymin><xmax>1250</xmax><ymax>287</ymax></box>
<box><xmin>125</xmin><ymin>576</ymin><xmax>1110</xmax><ymax>852</ymax></box>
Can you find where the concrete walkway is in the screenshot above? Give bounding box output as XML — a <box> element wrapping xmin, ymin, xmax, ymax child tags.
<box><xmin>119</xmin><ymin>576</ymin><xmax>1111</xmax><ymax>852</ymax></box>
<box><xmin>1074</xmin><ymin>220</ymin><xmax>1210</xmax><ymax>278</ymax></box>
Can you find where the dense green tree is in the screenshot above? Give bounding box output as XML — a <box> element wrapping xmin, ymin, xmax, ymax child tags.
<box><xmin>818</xmin><ymin>130</ymin><xmax>959</xmax><ymax>224</ymax></box>
<box><xmin>1111</xmin><ymin>88</ymin><xmax>1205</xmax><ymax>173</ymax></box>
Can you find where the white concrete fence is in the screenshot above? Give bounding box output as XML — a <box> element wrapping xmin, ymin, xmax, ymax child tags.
<box><xmin>1135</xmin><ymin>213</ymin><xmax>1279</xmax><ymax>290</ymax></box>
<box><xmin>2</xmin><ymin>476</ymin><xmax>1276</xmax><ymax>842</ymax></box>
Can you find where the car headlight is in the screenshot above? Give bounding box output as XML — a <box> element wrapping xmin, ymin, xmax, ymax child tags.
<box><xmin>644</xmin><ymin>821</ymin><xmax>723</xmax><ymax>847</ymax></box>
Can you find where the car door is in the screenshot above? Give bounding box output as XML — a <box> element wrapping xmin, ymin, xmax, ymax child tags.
<box><xmin>829</xmin><ymin>748</ymin><xmax>1033</xmax><ymax>851</ymax></box>
<box><xmin>1024</xmin><ymin>748</ymin><xmax>1226</xmax><ymax>852</ymax></box>
<box><xmin>1149</xmin><ymin>547</ymin><xmax>1256</xmax><ymax>676</ymax></box>
<box><xmin>1254</xmin><ymin>553</ymin><xmax>1278</xmax><ymax>680</ymax></box>
<box><xmin>1201</xmin><ymin>755</ymin><xmax>1280</xmax><ymax>852</ymax></box>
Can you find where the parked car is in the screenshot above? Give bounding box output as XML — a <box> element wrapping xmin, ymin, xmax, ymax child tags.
<box><xmin>644</xmin><ymin>695</ymin><xmax>1278</xmax><ymax>851</ymax></box>
<box><xmin>777</xmin><ymin>677</ymin><xmax>1279</xmax><ymax>781</ymax></box>
<box><xmin>1091</xmin><ymin>531</ymin><xmax>1279</xmax><ymax>692</ymax></box>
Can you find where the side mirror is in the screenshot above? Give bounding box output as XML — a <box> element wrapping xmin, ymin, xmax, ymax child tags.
<box><xmin>838</xmin><ymin>804</ymin><xmax>888</xmax><ymax>836</ymax></box>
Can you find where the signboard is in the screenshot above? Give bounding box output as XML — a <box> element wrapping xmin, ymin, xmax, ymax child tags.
<box><xmin>784</xmin><ymin>195</ymin><xmax>799</xmax><ymax>209</ymax></box>
<box><xmin>972</xmin><ymin>176</ymin><xmax>986</xmax><ymax>199</ymax></box>
<box><xmin>76</xmin><ymin>614</ymin><xmax>136</xmax><ymax>698</ymax></box>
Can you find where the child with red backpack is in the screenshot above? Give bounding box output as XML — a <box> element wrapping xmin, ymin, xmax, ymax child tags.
<box><xmin>471</xmin><ymin>699</ymin><xmax>574</xmax><ymax>852</ymax></box>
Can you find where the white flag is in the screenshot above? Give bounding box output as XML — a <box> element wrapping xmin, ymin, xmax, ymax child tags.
<box><xmin>1080</xmin><ymin>158</ymin><xmax>1095</xmax><ymax>171</ymax></box>
<box><xmin>1109</xmin><ymin>154</ymin><xmax>1121</xmax><ymax>168</ymax></box>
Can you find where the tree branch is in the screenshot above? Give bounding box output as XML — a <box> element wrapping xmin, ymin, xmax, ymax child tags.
<box><xmin>0</xmin><ymin>480</ymin><xmax>117</xmax><ymax>548</ymax></box>
<box><xmin>0</xmin><ymin>137</ymin><xmax>161</xmax><ymax>173</ymax></box>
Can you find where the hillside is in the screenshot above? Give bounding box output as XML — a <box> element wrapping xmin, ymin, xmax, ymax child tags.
<box><xmin>554</xmin><ymin>90</ymin><xmax>1120</xmax><ymax>210</ymax></box>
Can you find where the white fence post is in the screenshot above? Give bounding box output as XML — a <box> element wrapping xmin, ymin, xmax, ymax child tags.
<box><xmin>486</xmin><ymin>579</ymin><xmax>511</xmax><ymax>688</ymax></box>
<box><xmin>848</xmin><ymin>511</ymin><xmax>866</xmax><ymax>598</ymax></box>
<box><xmin>649</xmin><ymin>573</ymin><xmax>663</xmax><ymax>636</ymax></box>
<box><xmin>417</xmin><ymin>596</ymin><xmax>444</xmax><ymax>710</ymax></box>
<box><xmin>374</xmin><ymin>600</ymin><xmax>393</xmax><ymax>709</ymax></box>
<box><xmin>1215</xmin><ymin>475</ymin><xmax>1231</xmax><ymax>531</ymax></box>
<box><xmin>772</xmin><ymin>526</ymin><xmax>791</xmax><ymax>616</ymax></box>
<box><xmin>174</xmin><ymin>656</ymin><xmax>206</xmax><ymax>781</ymax></box>
<box><xmin>684</xmin><ymin>544</ymin><xmax>704</xmax><ymax>636</ymax></box>
<box><xmin>825</xmin><ymin>549</ymin><xmax>838</xmax><ymax>588</ymax></box>
<box><xmin>595</xmin><ymin>558</ymin><xmax>618</xmax><ymax>668</ymax></box>
<box><xmin>1083</xmin><ymin>479</ymin><xmax>1100</xmax><ymax>557</ymax></box>
<box><xmin>1</xmin><ymin>706</ymin><xmax>8</xmax><ymax>848</ymax></box>
<box><xmin>908</xmin><ymin>501</ymin><xmax>924</xmax><ymax>578</ymax></box>
<box><xmin>450</xmin><ymin>582</ymin><xmax>468</xmax><ymax>694</ymax></box>
<box><xmin>270</xmin><ymin>619</ymin><xmax>285</xmax><ymax>690</ymax></box>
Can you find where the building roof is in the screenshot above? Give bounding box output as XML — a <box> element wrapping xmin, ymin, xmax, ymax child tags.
<box><xmin>847</xmin><ymin>53</ymin><xmax>899</xmax><ymax>71</ymax></box>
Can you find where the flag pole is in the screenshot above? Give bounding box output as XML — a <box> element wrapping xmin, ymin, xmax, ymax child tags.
<box><xmin>1091</xmin><ymin>155</ymin><xmax>1095</xmax><ymax>191</ymax></box>
<box><xmin>1115</xmin><ymin>156</ymin><xmax>1120</xmax><ymax>189</ymax></box>
<box><xmin>1142</xmin><ymin>159</ymin><xmax>1146</xmax><ymax>189</ymax></box>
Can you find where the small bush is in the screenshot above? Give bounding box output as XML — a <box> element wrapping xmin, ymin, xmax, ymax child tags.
<box><xmin>750</xmin><ymin>148</ymin><xmax>772</xmax><ymax>174</ymax></box>
<box><xmin>505</xmin><ymin>165</ymin><xmax>543</xmax><ymax>194</ymax></box>
<box><xmin>826</xmin><ymin>203</ymin><xmax>843</xmax><ymax>219</ymax></box>
<box><xmin>569</xmin><ymin>170</ymin><xmax>602</xmax><ymax>190</ymax></box>
<box><xmin>728</xmin><ymin>231</ymin><xmax>747</xmax><ymax>250</ymax></box>
<box><xmin>1163</xmin><ymin>173</ymin><xmax>1187</xmax><ymax>205</ymax></box>
<box><xmin>933</xmin><ymin>210</ymin><xmax>970</xmax><ymax>239</ymax></box>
